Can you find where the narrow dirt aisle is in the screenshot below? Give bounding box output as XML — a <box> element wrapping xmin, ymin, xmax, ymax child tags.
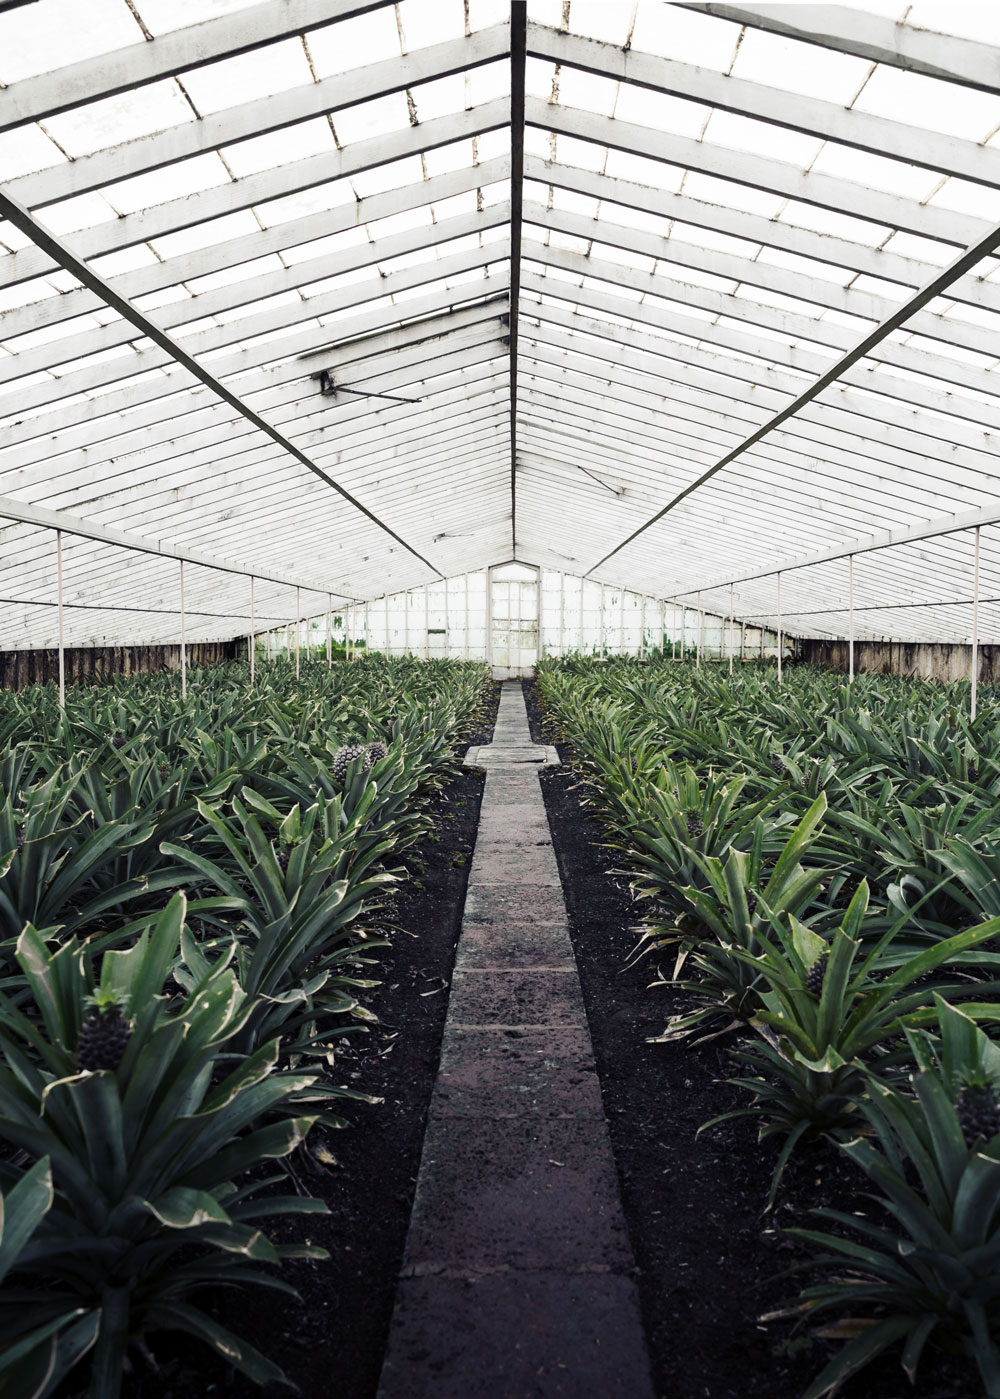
<box><xmin>377</xmin><ymin>681</ymin><xmax>654</xmax><ymax>1399</ymax></box>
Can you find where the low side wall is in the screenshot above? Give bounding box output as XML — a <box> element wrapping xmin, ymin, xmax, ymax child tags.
<box><xmin>800</xmin><ymin>637</ymin><xmax>1000</xmax><ymax>684</ymax></box>
<box><xmin>0</xmin><ymin>639</ymin><xmax>242</xmax><ymax>692</ymax></box>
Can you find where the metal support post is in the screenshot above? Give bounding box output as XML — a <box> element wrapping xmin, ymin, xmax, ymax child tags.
<box><xmin>295</xmin><ymin>586</ymin><xmax>300</xmax><ymax>680</ymax></box>
<box><xmin>972</xmin><ymin>527</ymin><xmax>981</xmax><ymax>720</ymax></box>
<box><xmin>777</xmin><ymin>572</ymin><xmax>783</xmax><ymax>685</ymax></box>
<box><xmin>56</xmin><ymin>530</ymin><xmax>65</xmax><ymax>709</ymax></box>
<box><xmin>848</xmin><ymin>555</ymin><xmax>855</xmax><ymax>683</ymax></box>
<box><xmin>729</xmin><ymin>583</ymin><xmax>734</xmax><ymax>676</ymax></box>
<box><xmin>249</xmin><ymin>576</ymin><xmax>255</xmax><ymax>684</ymax></box>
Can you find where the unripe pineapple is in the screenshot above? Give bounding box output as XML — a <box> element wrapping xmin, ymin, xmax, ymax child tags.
<box><xmin>955</xmin><ymin>1075</ymin><xmax>1000</xmax><ymax>1146</ymax></box>
<box><xmin>367</xmin><ymin>740</ymin><xmax>387</xmax><ymax>765</ymax></box>
<box><xmin>770</xmin><ymin>754</ymin><xmax>785</xmax><ymax>776</ymax></box>
<box><xmin>112</xmin><ymin>732</ymin><xmax>126</xmax><ymax>751</ymax></box>
<box><xmin>275</xmin><ymin>844</ymin><xmax>291</xmax><ymax>874</ymax></box>
<box><xmin>805</xmin><ymin>952</ymin><xmax>827</xmax><ymax>998</ymax></box>
<box><xmin>332</xmin><ymin>743</ymin><xmax>371</xmax><ymax>782</ymax></box>
<box><xmin>686</xmin><ymin>812</ymin><xmax>704</xmax><ymax>838</ymax></box>
<box><xmin>77</xmin><ymin>990</ymin><xmax>132</xmax><ymax>1072</ymax></box>
<box><xmin>746</xmin><ymin>892</ymin><xmax>758</xmax><ymax>917</ymax></box>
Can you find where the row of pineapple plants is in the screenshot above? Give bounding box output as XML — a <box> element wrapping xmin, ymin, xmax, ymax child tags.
<box><xmin>0</xmin><ymin>654</ymin><xmax>492</xmax><ymax>1398</ymax></box>
<box><xmin>537</xmin><ymin>654</ymin><xmax>1000</xmax><ymax>1397</ymax></box>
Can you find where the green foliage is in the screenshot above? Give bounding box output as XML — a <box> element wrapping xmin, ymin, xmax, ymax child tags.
<box><xmin>789</xmin><ymin>999</ymin><xmax>1000</xmax><ymax>1399</ymax></box>
<box><xmin>0</xmin><ymin>655</ymin><xmax>491</xmax><ymax>1394</ymax></box>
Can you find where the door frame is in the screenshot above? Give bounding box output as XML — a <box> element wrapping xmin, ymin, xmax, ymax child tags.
<box><xmin>487</xmin><ymin>562</ymin><xmax>540</xmax><ymax>678</ymax></box>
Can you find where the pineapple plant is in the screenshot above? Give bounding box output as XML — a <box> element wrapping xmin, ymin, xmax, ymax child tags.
<box><xmin>686</xmin><ymin>812</ymin><xmax>704</xmax><ymax>838</ymax></box>
<box><xmin>332</xmin><ymin>743</ymin><xmax>371</xmax><ymax>782</ymax></box>
<box><xmin>770</xmin><ymin>753</ymin><xmax>785</xmax><ymax>776</ymax></box>
<box><xmin>805</xmin><ymin>950</ymin><xmax>827</xmax><ymax>998</ymax></box>
<box><xmin>366</xmin><ymin>739</ymin><xmax>387</xmax><ymax>764</ymax></box>
<box><xmin>76</xmin><ymin>988</ymin><xmax>132</xmax><ymax>1072</ymax></box>
<box><xmin>955</xmin><ymin>1072</ymin><xmax>1000</xmax><ymax>1147</ymax></box>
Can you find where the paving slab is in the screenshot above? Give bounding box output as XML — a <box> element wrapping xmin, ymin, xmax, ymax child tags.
<box><xmin>454</xmin><ymin>923</ymin><xmax>575</xmax><ymax>969</ymax></box>
<box><xmin>463</xmin><ymin>883</ymin><xmax>569</xmax><ymax>925</ymax></box>
<box><xmin>379</xmin><ymin>1274</ymin><xmax>652</xmax><ymax>1399</ymax></box>
<box><xmin>377</xmin><ymin>682</ymin><xmax>654</xmax><ymax>1399</ymax></box>
<box><xmin>401</xmin><ymin>1115</ymin><xmax>632</xmax><ymax>1277</ymax></box>
<box><xmin>447</xmin><ymin>968</ymin><xmax>586</xmax><ymax>1028</ymax></box>
<box><xmin>433</xmin><ymin>1026</ymin><xmax>603</xmax><ymax>1118</ymax></box>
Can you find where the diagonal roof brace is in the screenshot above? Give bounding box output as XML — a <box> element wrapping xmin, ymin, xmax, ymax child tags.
<box><xmin>585</xmin><ymin>211</ymin><xmax>1000</xmax><ymax>579</ymax></box>
<box><xmin>0</xmin><ymin>188</ymin><xmax>444</xmax><ymax>584</ymax></box>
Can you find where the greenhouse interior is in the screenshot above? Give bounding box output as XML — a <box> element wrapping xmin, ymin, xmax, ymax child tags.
<box><xmin>6</xmin><ymin>1</ymin><xmax>1000</xmax><ymax>1397</ymax></box>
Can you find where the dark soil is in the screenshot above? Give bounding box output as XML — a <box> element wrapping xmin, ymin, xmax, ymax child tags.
<box><xmin>523</xmin><ymin>678</ymin><xmax>979</xmax><ymax>1399</ymax></box>
<box><xmin>116</xmin><ymin>683</ymin><xmax>500</xmax><ymax>1399</ymax></box>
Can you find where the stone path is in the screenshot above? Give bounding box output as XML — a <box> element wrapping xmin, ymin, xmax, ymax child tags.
<box><xmin>377</xmin><ymin>682</ymin><xmax>654</xmax><ymax>1399</ymax></box>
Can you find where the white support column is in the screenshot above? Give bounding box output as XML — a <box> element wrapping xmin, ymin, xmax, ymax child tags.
<box><xmin>600</xmin><ymin>585</ymin><xmax>607</xmax><ymax>656</ymax></box>
<box><xmin>327</xmin><ymin>593</ymin><xmax>332</xmax><ymax>669</ymax></box>
<box><xmin>423</xmin><ymin>586</ymin><xmax>429</xmax><ymax>660</ymax></box>
<box><xmin>848</xmin><ymin>555</ymin><xmax>855</xmax><ymax>683</ymax></box>
<box><xmin>697</xmin><ymin>598</ymin><xmax>703</xmax><ymax>668</ymax></box>
<box><xmin>558</xmin><ymin>571</ymin><xmax>565</xmax><ymax>657</ymax></box>
<box><xmin>56</xmin><ymin>529</ymin><xmax>65</xmax><ymax>709</ymax></box>
<box><xmin>777</xmin><ymin>572</ymin><xmax>783</xmax><ymax>685</ymax></box>
<box><xmin>404</xmin><ymin>588</ymin><xmax>410</xmax><ymax>656</ymax></box>
<box><xmin>346</xmin><ymin>604</ymin><xmax>352</xmax><ymax>664</ymax></box>
<box><xmin>740</xmin><ymin>620</ymin><xmax>746</xmax><ymax>662</ymax></box>
<box><xmin>619</xmin><ymin>590</ymin><xmax>626</xmax><ymax>655</ymax></box>
<box><xmin>363</xmin><ymin>600</ymin><xmax>369</xmax><ymax>658</ymax></box>
<box><xmin>673</xmin><ymin>605</ymin><xmax>679</xmax><ymax>661</ymax></box>
<box><xmin>972</xmin><ymin>527</ymin><xmax>981</xmax><ymax>720</ymax></box>
<box><xmin>249</xmin><ymin>575</ymin><xmax>255</xmax><ymax>684</ymax></box>
<box><xmin>445</xmin><ymin>582</ymin><xmax>451</xmax><ymax>658</ymax></box>
<box><xmin>178</xmin><ymin>558</ymin><xmax>186</xmax><ymax>702</ymax></box>
<box><xmin>729</xmin><ymin>583</ymin><xmax>734</xmax><ymax>677</ymax></box>
<box><xmin>295</xmin><ymin>586</ymin><xmax>301</xmax><ymax>680</ymax></box>
<box><xmin>464</xmin><ymin>575</ymin><xmax>470</xmax><ymax>660</ymax></box>
<box><xmin>579</xmin><ymin>577</ymin><xmax>585</xmax><ymax>654</ymax></box>
<box><xmin>640</xmin><ymin>595</ymin><xmax>646</xmax><ymax>658</ymax></box>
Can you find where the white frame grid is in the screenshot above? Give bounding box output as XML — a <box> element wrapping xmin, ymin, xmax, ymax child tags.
<box><xmin>1</xmin><ymin>3</ymin><xmax>1000</xmax><ymax>651</ymax></box>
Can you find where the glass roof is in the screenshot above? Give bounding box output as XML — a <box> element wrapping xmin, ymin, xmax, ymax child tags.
<box><xmin>2</xmin><ymin>0</ymin><xmax>1000</xmax><ymax>647</ymax></box>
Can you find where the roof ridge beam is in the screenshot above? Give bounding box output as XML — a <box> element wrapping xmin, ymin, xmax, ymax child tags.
<box><xmin>8</xmin><ymin>23</ymin><xmax>510</xmax><ymax>211</ymax></box>
<box><xmin>2</xmin><ymin>157</ymin><xmax>510</xmax><ymax>341</ymax></box>
<box><xmin>528</xmin><ymin>97</ymin><xmax>984</xmax><ymax>249</ymax></box>
<box><xmin>0</xmin><ymin>0</ymin><xmax>395</xmax><ymax>133</ymax></box>
<box><xmin>527</xmin><ymin>22</ymin><xmax>1000</xmax><ymax>191</ymax></box>
<box><xmin>681</xmin><ymin>5</ymin><xmax>1000</xmax><ymax>95</ymax></box>
<box><xmin>0</xmin><ymin>98</ymin><xmax>510</xmax><ymax>290</ymax></box>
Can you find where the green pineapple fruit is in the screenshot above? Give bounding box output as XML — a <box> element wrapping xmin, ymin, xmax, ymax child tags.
<box><xmin>805</xmin><ymin>953</ymin><xmax>827</xmax><ymax>998</ymax></box>
<box><xmin>955</xmin><ymin>1074</ymin><xmax>1000</xmax><ymax>1146</ymax></box>
<box><xmin>77</xmin><ymin>989</ymin><xmax>132</xmax><ymax>1073</ymax></box>
<box><xmin>686</xmin><ymin>812</ymin><xmax>704</xmax><ymax>838</ymax></box>
<box><xmin>366</xmin><ymin>740</ymin><xmax>387</xmax><ymax>764</ymax></box>
<box><xmin>332</xmin><ymin>743</ymin><xmax>371</xmax><ymax>782</ymax></box>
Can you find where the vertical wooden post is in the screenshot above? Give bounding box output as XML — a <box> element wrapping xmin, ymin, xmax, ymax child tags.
<box><xmin>56</xmin><ymin>530</ymin><xmax>65</xmax><ymax>709</ymax></box>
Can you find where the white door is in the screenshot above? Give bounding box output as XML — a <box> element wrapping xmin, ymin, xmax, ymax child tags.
<box><xmin>489</xmin><ymin>564</ymin><xmax>538</xmax><ymax>679</ymax></box>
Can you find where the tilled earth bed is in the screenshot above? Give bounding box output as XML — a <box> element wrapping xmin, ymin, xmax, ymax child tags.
<box><xmin>110</xmin><ymin>683</ymin><xmax>500</xmax><ymax>1399</ymax></box>
<box><xmin>523</xmin><ymin>677</ymin><xmax>976</xmax><ymax>1399</ymax></box>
